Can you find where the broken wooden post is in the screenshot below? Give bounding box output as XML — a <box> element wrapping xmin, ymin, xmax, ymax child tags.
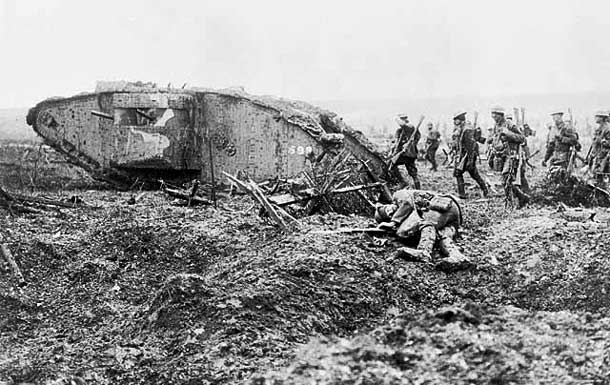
<box><xmin>356</xmin><ymin>157</ymin><xmax>392</xmax><ymax>202</ymax></box>
<box><xmin>248</xmin><ymin>179</ymin><xmax>289</xmax><ymax>231</ymax></box>
<box><xmin>163</xmin><ymin>185</ymin><xmax>212</xmax><ymax>206</ymax></box>
<box><xmin>223</xmin><ymin>172</ymin><xmax>299</xmax><ymax>231</ymax></box>
<box><xmin>206</xmin><ymin>126</ymin><xmax>217</xmax><ymax>207</ymax></box>
<box><xmin>1</xmin><ymin>243</ymin><xmax>25</xmax><ymax>287</ymax></box>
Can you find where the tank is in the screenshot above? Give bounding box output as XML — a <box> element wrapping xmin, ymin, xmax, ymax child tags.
<box><xmin>26</xmin><ymin>81</ymin><xmax>387</xmax><ymax>186</ymax></box>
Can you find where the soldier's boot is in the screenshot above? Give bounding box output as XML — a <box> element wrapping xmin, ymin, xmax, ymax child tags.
<box><xmin>471</xmin><ymin>171</ymin><xmax>489</xmax><ymax>197</ymax></box>
<box><xmin>513</xmin><ymin>185</ymin><xmax>530</xmax><ymax>208</ymax></box>
<box><xmin>396</xmin><ymin>225</ymin><xmax>435</xmax><ymax>264</ymax></box>
<box><xmin>521</xmin><ymin>174</ymin><xmax>531</xmax><ymax>194</ymax></box>
<box><xmin>456</xmin><ymin>176</ymin><xmax>467</xmax><ymax>199</ymax></box>
<box><xmin>436</xmin><ymin>226</ymin><xmax>472</xmax><ymax>272</ymax></box>
<box><xmin>430</xmin><ymin>154</ymin><xmax>438</xmax><ymax>171</ymax></box>
<box><xmin>412</xmin><ymin>176</ymin><xmax>421</xmax><ymax>190</ymax></box>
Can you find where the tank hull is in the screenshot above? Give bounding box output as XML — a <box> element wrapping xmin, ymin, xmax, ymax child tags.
<box><xmin>26</xmin><ymin>83</ymin><xmax>387</xmax><ymax>186</ymax></box>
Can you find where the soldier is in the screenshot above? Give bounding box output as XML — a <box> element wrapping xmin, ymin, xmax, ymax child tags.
<box><xmin>488</xmin><ymin>106</ymin><xmax>529</xmax><ymax>207</ymax></box>
<box><xmin>425</xmin><ymin>122</ymin><xmax>441</xmax><ymax>171</ymax></box>
<box><xmin>451</xmin><ymin>111</ymin><xmax>488</xmax><ymax>198</ymax></box>
<box><xmin>542</xmin><ymin>110</ymin><xmax>580</xmax><ymax>171</ymax></box>
<box><xmin>591</xmin><ymin>110</ymin><xmax>610</xmax><ymax>185</ymax></box>
<box><xmin>375</xmin><ymin>188</ymin><xmax>470</xmax><ymax>271</ymax></box>
<box><xmin>390</xmin><ymin>114</ymin><xmax>421</xmax><ymax>188</ymax></box>
<box><xmin>589</xmin><ymin>111</ymin><xmax>608</xmax><ymax>167</ymax></box>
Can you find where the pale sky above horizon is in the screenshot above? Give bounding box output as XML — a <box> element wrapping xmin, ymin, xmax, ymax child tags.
<box><xmin>1</xmin><ymin>0</ymin><xmax>610</xmax><ymax>108</ymax></box>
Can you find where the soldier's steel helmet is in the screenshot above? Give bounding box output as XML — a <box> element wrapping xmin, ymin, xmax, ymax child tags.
<box><xmin>453</xmin><ymin>110</ymin><xmax>467</xmax><ymax>119</ymax></box>
<box><xmin>491</xmin><ymin>106</ymin><xmax>505</xmax><ymax>115</ymax></box>
<box><xmin>550</xmin><ymin>110</ymin><xmax>564</xmax><ymax>116</ymax></box>
<box><xmin>594</xmin><ymin>110</ymin><xmax>609</xmax><ymax>117</ymax></box>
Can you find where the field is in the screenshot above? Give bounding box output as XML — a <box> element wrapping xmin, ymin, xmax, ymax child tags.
<box><xmin>1</xmin><ymin>141</ymin><xmax>609</xmax><ymax>384</ymax></box>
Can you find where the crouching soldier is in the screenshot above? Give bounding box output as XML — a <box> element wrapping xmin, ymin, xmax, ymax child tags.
<box><xmin>375</xmin><ymin>188</ymin><xmax>471</xmax><ymax>272</ymax></box>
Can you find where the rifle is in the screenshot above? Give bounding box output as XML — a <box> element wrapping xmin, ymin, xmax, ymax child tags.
<box><xmin>585</xmin><ymin>144</ymin><xmax>593</xmax><ymax>165</ymax></box>
<box><xmin>566</xmin><ymin>146</ymin><xmax>576</xmax><ymax>178</ymax></box>
<box><xmin>388</xmin><ymin>115</ymin><xmax>425</xmax><ymax>169</ymax></box>
<box><xmin>442</xmin><ymin>148</ymin><xmax>453</xmax><ymax>166</ymax></box>
<box><xmin>456</xmin><ymin>112</ymin><xmax>478</xmax><ymax>172</ymax></box>
<box><xmin>514</xmin><ymin>146</ymin><xmax>525</xmax><ymax>186</ymax></box>
<box><xmin>513</xmin><ymin>107</ymin><xmax>521</xmax><ymax>127</ymax></box>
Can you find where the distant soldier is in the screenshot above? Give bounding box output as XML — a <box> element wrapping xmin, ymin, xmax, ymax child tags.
<box><xmin>390</xmin><ymin>114</ymin><xmax>421</xmax><ymax>189</ymax></box>
<box><xmin>591</xmin><ymin>110</ymin><xmax>610</xmax><ymax>185</ymax></box>
<box><xmin>425</xmin><ymin>122</ymin><xmax>441</xmax><ymax>171</ymax></box>
<box><xmin>451</xmin><ymin>111</ymin><xmax>488</xmax><ymax>199</ymax></box>
<box><xmin>488</xmin><ymin>106</ymin><xmax>529</xmax><ymax>207</ymax></box>
<box><xmin>543</xmin><ymin>110</ymin><xmax>580</xmax><ymax>171</ymax></box>
<box><xmin>375</xmin><ymin>188</ymin><xmax>470</xmax><ymax>272</ymax></box>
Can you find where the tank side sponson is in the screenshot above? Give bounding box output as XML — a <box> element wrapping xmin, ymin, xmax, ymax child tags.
<box><xmin>27</xmin><ymin>91</ymin><xmax>203</xmax><ymax>184</ymax></box>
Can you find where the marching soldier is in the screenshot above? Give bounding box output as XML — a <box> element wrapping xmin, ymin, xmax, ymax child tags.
<box><xmin>591</xmin><ymin>110</ymin><xmax>610</xmax><ymax>185</ymax></box>
<box><xmin>390</xmin><ymin>114</ymin><xmax>421</xmax><ymax>189</ymax></box>
<box><xmin>542</xmin><ymin>110</ymin><xmax>580</xmax><ymax>170</ymax></box>
<box><xmin>488</xmin><ymin>106</ymin><xmax>529</xmax><ymax>207</ymax></box>
<box><xmin>451</xmin><ymin>111</ymin><xmax>488</xmax><ymax>199</ymax></box>
<box><xmin>425</xmin><ymin>122</ymin><xmax>441</xmax><ymax>171</ymax></box>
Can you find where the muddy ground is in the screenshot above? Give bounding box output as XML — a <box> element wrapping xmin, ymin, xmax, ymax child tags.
<box><xmin>1</xmin><ymin>143</ymin><xmax>609</xmax><ymax>384</ymax></box>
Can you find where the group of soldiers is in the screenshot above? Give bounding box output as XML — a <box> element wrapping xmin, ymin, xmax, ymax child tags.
<box><xmin>377</xmin><ymin>106</ymin><xmax>610</xmax><ymax>271</ymax></box>
<box><xmin>389</xmin><ymin>107</ymin><xmax>533</xmax><ymax>208</ymax></box>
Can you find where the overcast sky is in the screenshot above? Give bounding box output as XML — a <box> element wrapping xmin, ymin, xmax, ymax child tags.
<box><xmin>1</xmin><ymin>0</ymin><xmax>610</xmax><ymax>108</ymax></box>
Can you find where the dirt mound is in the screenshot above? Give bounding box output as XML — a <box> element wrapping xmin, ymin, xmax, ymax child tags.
<box><xmin>460</xmin><ymin>207</ymin><xmax>610</xmax><ymax>312</ymax></box>
<box><xmin>258</xmin><ymin>305</ymin><xmax>610</xmax><ymax>384</ymax></box>
<box><xmin>532</xmin><ymin>173</ymin><xmax>610</xmax><ymax>207</ymax></box>
<box><xmin>0</xmin><ymin>191</ymin><xmax>467</xmax><ymax>384</ymax></box>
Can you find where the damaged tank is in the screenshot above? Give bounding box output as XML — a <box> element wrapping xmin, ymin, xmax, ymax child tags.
<box><xmin>26</xmin><ymin>81</ymin><xmax>388</xmax><ymax>186</ymax></box>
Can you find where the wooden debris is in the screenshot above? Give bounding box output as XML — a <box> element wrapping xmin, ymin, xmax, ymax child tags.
<box><xmin>587</xmin><ymin>182</ymin><xmax>610</xmax><ymax>198</ymax></box>
<box><xmin>162</xmin><ymin>185</ymin><xmax>213</xmax><ymax>206</ymax></box>
<box><xmin>356</xmin><ymin>157</ymin><xmax>393</xmax><ymax>202</ymax></box>
<box><xmin>268</xmin><ymin>183</ymin><xmax>383</xmax><ymax>207</ymax></box>
<box><xmin>0</xmin><ymin>185</ymin><xmax>44</xmax><ymax>214</ymax></box>
<box><xmin>13</xmin><ymin>194</ymin><xmax>87</xmax><ymax>209</ymax></box>
<box><xmin>311</xmin><ymin>227</ymin><xmax>392</xmax><ymax>235</ymax></box>
<box><xmin>1</xmin><ymin>243</ymin><xmax>26</xmax><ymax>287</ymax></box>
<box><xmin>223</xmin><ymin>172</ymin><xmax>299</xmax><ymax>231</ymax></box>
